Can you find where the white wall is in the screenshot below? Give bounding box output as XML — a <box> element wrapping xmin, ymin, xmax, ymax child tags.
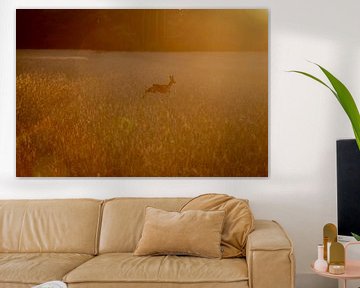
<box><xmin>1</xmin><ymin>0</ymin><xmax>359</xmax><ymax>287</ymax></box>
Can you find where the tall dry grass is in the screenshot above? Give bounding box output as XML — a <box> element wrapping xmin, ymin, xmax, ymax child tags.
<box><xmin>16</xmin><ymin>50</ymin><xmax>268</xmax><ymax>177</ymax></box>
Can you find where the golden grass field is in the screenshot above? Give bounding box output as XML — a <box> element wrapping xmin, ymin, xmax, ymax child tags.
<box><xmin>16</xmin><ymin>50</ymin><xmax>268</xmax><ymax>177</ymax></box>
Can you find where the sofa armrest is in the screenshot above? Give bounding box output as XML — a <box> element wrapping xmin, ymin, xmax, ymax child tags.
<box><xmin>246</xmin><ymin>220</ymin><xmax>295</xmax><ymax>288</ymax></box>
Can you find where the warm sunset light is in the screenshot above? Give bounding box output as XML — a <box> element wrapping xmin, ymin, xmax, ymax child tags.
<box><xmin>17</xmin><ymin>10</ymin><xmax>268</xmax><ymax>52</ymax></box>
<box><xmin>16</xmin><ymin>9</ymin><xmax>268</xmax><ymax>177</ymax></box>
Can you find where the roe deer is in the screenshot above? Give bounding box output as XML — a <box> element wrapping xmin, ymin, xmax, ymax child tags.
<box><xmin>144</xmin><ymin>75</ymin><xmax>176</xmax><ymax>97</ymax></box>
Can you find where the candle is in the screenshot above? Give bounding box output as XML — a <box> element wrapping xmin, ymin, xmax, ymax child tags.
<box><xmin>328</xmin><ymin>264</ymin><xmax>345</xmax><ymax>275</ymax></box>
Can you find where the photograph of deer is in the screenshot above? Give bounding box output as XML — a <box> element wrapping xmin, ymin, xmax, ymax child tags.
<box><xmin>16</xmin><ymin>9</ymin><xmax>268</xmax><ymax>177</ymax></box>
<box><xmin>144</xmin><ymin>75</ymin><xmax>176</xmax><ymax>97</ymax></box>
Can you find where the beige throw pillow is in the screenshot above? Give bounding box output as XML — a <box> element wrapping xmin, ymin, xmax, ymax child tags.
<box><xmin>181</xmin><ymin>193</ymin><xmax>255</xmax><ymax>258</ymax></box>
<box><xmin>134</xmin><ymin>207</ymin><xmax>225</xmax><ymax>258</ymax></box>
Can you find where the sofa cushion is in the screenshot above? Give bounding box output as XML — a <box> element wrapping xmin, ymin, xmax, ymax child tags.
<box><xmin>181</xmin><ymin>194</ymin><xmax>254</xmax><ymax>258</ymax></box>
<box><xmin>63</xmin><ymin>253</ymin><xmax>248</xmax><ymax>284</ymax></box>
<box><xmin>0</xmin><ymin>284</ymin><xmax>33</xmax><ymax>288</ymax></box>
<box><xmin>0</xmin><ymin>253</ymin><xmax>93</xmax><ymax>285</ymax></box>
<box><xmin>0</xmin><ymin>199</ymin><xmax>102</xmax><ymax>254</ymax></box>
<box><xmin>134</xmin><ymin>207</ymin><xmax>225</xmax><ymax>258</ymax></box>
<box><xmin>99</xmin><ymin>198</ymin><xmax>190</xmax><ymax>253</ymax></box>
<box><xmin>68</xmin><ymin>282</ymin><xmax>249</xmax><ymax>288</ymax></box>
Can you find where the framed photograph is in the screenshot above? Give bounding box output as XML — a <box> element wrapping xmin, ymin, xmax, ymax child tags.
<box><xmin>16</xmin><ymin>9</ymin><xmax>268</xmax><ymax>177</ymax></box>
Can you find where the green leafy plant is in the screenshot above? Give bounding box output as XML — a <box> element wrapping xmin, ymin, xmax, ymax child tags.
<box><xmin>352</xmin><ymin>232</ymin><xmax>360</xmax><ymax>241</ymax></box>
<box><xmin>289</xmin><ymin>62</ymin><xmax>360</xmax><ymax>151</ymax></box>
<box><xmin>290</xmin><ymin>63</ymin><xmax>360</xmax><ymax>240</ymax></box>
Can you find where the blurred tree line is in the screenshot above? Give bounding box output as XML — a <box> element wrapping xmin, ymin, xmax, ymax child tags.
<box><xmin>16</xmin><ymin>9</ymin><xmax>268</xmax><ymax>51</ymax></box>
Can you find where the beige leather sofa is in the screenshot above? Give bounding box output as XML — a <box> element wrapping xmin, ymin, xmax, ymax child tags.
<box><xmin>0</xmin><ymin>198</ymin><xmax>295</xmax><ymax>288</ymax></box>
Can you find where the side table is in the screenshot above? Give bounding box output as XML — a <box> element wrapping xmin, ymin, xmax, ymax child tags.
<box><xmin>311</xmin><ymin>242</ymin><xmax>360</xmax><ymax>288</ymax></box>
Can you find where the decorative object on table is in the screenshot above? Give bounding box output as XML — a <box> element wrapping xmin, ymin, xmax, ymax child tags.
<box><xmin>32</xmin><ymin>281</ymin><xmax>67</xmax><ymax>288</ymax></box>
<box><xmin>329</xmin><ymin>242</ymin><xmax>345</xmax><ymax>275</ymax></box>
<box><xmin>289</xmin><ymin>62</ymin><xmax>360</xmax><ymax>150</ymax></box>
<box><xmin>311</xmin><ymin>240</ymin><xmax>360</xmax><ymax>288</ymax></box>
<box><xmin>328</xmin><ymin>264</ymin><xmax>345</xmax><ymax>275</ymax></box>
<box><xmin>320</xmin><ymin>223</ymin><xmax>345</xmax><ymax>275</ymax></box>
<box><xmin>323</xmin><ymin>223</ymin><xmax>337</xmax><ymax>262</ymax></box>
<box><xmin>16</xmin><ymin>9</ymin><xmax>269</xmax><ymax>177</ymax></box>
<box><xmin>314</xmin><ymin>244</ymin><xmax>328</xmax><ymax>272</ymax></box>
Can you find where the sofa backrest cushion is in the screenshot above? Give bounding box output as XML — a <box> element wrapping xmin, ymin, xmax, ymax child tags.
<box><xmin>0</xmin><ymin>199</ymin><xmax>102</xmax><ymax>254</ymax></box>
<box><xmin>181</xmin><ymin>194</ymin><xmax>254</xmax><ymax>258</ymax></box>
<box><xmin>99</xmin><ymin>198</ymin><xmax>189</xmax><ymax>253</ymax></box>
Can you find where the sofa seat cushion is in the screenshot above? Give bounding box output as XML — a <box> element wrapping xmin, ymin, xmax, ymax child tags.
<box><xmin>0</xmin><ymin>284</ymin><xmax>33</xmax><ymax>288</ymax></box>
<box><xmin>0</xmin><ymin>253</ymin><xmax>93</xmax><ymax>285</ymax></box>
<box><xmin>64</xmin><ymin>253</ymin><xmax>248</xmax><ymax>284</ymax></box>
<box><xmin>67</xmin><ymin>283</ymin><xmax>249</xmax><ymax>288</ymax></box>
